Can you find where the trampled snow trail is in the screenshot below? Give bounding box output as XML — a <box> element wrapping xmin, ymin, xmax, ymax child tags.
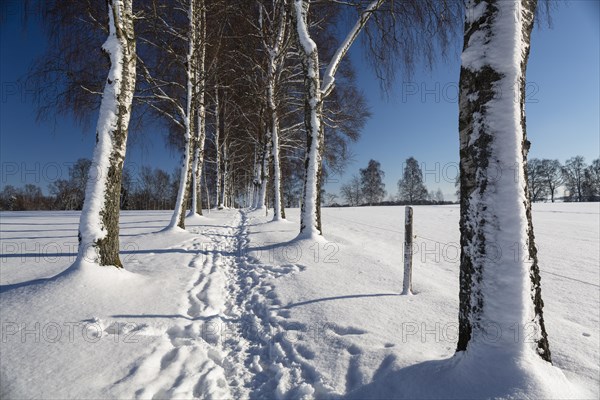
<box><xmin>114</xmin><ymin>210</ymin><xmax>311</xmax><ymax>399</ymax></box>
<box><xmin>115</xmin><ymin>217</ymin><xmax>236</xmax><ymax>399</ymax></box>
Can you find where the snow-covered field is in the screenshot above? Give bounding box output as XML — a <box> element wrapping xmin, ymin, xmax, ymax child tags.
<box><xmin>0</xmin><ymin>203</ymin><xmax>598</xmax><ymax>399</ymax></box>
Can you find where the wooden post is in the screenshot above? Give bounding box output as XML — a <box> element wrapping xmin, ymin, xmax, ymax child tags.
<box><xmin>402</xmin><ymin>206</ymin><xmax>413</xmax><ymax>295</ymax></box>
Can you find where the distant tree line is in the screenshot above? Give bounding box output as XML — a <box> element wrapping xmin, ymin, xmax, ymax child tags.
<box><xmin>527</xmin><ymin>157</ymin><xmax>600</xmax><ymax>203</ymax></box>
<box><xmin>4</xmin><ymin>155</ymin><xmax>597</xmax><ymax>211</ymax></box>
<box><xmin>336</xmin><ymin>157</ymin><xmax>451</xmax><ymax>207</ymax></box>
<box><xmin>0</xmin><ymin>158</ymin><xmax>308</xmax><ymax>211</ymax></box>
<box><xmin>334</xmin><ymin>155</ymin><xmax>600</xmax><ymax>207</ymax></box>
<box><xmin>0</xmin><ymin>158</ymin><xmax>186</xmax><ymax>211</ymax></box>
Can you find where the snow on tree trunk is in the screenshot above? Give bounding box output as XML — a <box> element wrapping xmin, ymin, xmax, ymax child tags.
<box><xmin>457</xmin><ymin>0</ymin><xmax>551</xmax><ymax>362</ymax></box>
<box><xmin>256</xmin><ymin>135</ymin><xmax>271</xmax><ymax>210</ymax></box>
<box><xmin>220</xmin><ymin>142</ymin><xmax>229</xmax><ymax>209</ymax></box>
<box><xmin>190</xmin><ymin>1</ymin><xmax>206</xmax><ymax>217</ymax></box>
<box><xmin>214</xmin><ymin>86</ymin><xmax>221</xmax><ymax>209</ymax></box>
<box><xmin>293</xmin><ymin>0</ymin><xmax>323</xmax><ymax>238</ymax></box>
<box><xmin>189</xmin><ymin>136</ymin><xmax>200</xmax><ymax>216</ymax></box>
<box><xmin>262</xmin><ymin>2</ymin><xmax>288</xmax><ymax>221</ymax></box>
<box><xmin>268</xmin><ymin>54</ymin><xmax>283</xmax><ymax>220</ymax></box>
<box><xmin>168</xmin><ymin>0</ymin><xmax>198</xmax><ymax>230</ymax></box>
<box><xmin>271</xmin><ymin>108</ymin><xmax>285</xmax><ymax>220</ymax></box>
<box><xmin>194</xmin><ymin>112</ymin><xmax>206</xmax><ymax>215</ymax></box>
<box><xmin>293</xmin><ymin>0</ymin><xmax>381</xmax><ymax>237</ymax></box>
<box><xmin>78</xmin><ymin>0</ymin><xmax>136</xmax><ymax>268</ymax></box>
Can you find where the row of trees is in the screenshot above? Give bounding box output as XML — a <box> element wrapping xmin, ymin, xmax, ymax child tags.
<box><xmin>0</xmin><ymin>158</ymin><xmax>306</xmax><ymax>211</ymax></box>
<box><xmin>0</xmin><ymin>158</ymin><xmax>92</xmax><ymax>211</ymax></box>
<box><xmin>21</xmin><ymin>0</ymin><xmax>566</xmax><ymax>371</ymax></box>
<box><xmin>527</xmin><ymin>156</ymin><xmax>600</xmax><ymax>202</ymax></box>
<box><xmin>339</xmin><ymin>157</ymin><xmax>447</xmax><ymax>206</ymax></box>
<box><xmin>339</xmin><ymin>159</ymin><xmax>387</xmax><ymax>206</ymax></box>
<box><xmin>0</xmin><ymin>161</ymin><xmax>179</xmax><ymax>212</ymax></box>
<box><xmin>7</xmin><ymin>153</ymin><xmax>596</xmax><ymax>211</ymax></box>
<box><xmin>336</xmin><ymin>154</ymin><xmax>600</xmax><ymax>207</ymax></box>
<box><xmin>27</xmin><ymin>0</ymin><xmax>461</xmax><ymax>266</ymax></box>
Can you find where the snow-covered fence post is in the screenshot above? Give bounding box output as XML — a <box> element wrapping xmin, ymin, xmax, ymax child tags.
<box><xmin>402</xmin><ymin>206</ymin><xmax>413</xmax><ymax>295</ymax></box>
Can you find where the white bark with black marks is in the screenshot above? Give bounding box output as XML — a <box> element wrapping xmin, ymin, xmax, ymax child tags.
<box><xmin>457</xmin><ymin>0</ymin><xmax>550</xmax><ymax>362</ymax></box>
<box><xmin>293</xmin><ymin>0</ymin><xmax>382</xmax><ymax>237</ymax></box>
<box><xmin>293</xmin><ymin>0</ymin><xmax>323</xmax><ymax>238</ymax></box>
<box><xmin>260</xmin><ymin>0</ymin><xmax>289</xmax><ymax>220</ymax></box>
<box><xmin>190</xmin><ymin>0</ymin><xmax>207</xmax><ymax>216</ymax></box>
<box><xmin>214</xmin><ymin>86</ymin><xmax>222</xmax><ymax>209</ymax></box>
<box><xmin>221</xmin><ymin>141</ymin><xmax>229</xmax><ymax>208</ymax></box>
<box><xmin>169</xmin><ymin>0</ymin><xmax>199</xmax><ymax>230</ymax></box>
<box><xmin>78</xmin><ymin>0</ymin><xmax>136</xmax><ymax>268</ymax></box>
<box><xmin>256</xmin><ymin>135</ymin><xmax>270</xmax><ymax>210</ymax></box>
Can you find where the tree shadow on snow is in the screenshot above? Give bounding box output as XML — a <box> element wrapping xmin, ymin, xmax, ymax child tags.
<box><xmin>107</xmin><ymin>313</ymin><xmax>239</xmax><ymax>323</ymax></box>
<box><xmin>0</xmin><ymin>264</ymin><xmax>78</xmax><ymax>293</ymax></box>
<box><xmin>272</xmin><ymin>293</ymin><xmax>400</xmax><ymax>310</ymax></box>
<box><xmin>0</xmin><ymin>247</ymin><xmax>210</xmax><ymax>293</ymax></box>
<box><xmin>343</xmin><ymin>351</ymin><xmax>565</xmax><ymax>399</ymax></box>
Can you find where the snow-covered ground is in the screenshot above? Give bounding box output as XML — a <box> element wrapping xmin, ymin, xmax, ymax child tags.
<box><xmin>0</xmin><ymin>203</ymin><xmax>598</xmax><ymax>399</ymax></box>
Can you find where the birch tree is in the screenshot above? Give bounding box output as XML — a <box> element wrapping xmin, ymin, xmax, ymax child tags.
<box><xmin>189</xmin><ymin>0</ymin><xmax>208</xmax><ymax>217</ymax></box>
<box><xmin>340</xmin><ymin>175</ymin><xmax>363</xmax><ymax>206</ymax></box>
<box><xmin>457</xmin><ymin>0</ymin><xmax>551</xmax><ymax>362</ymax></box>
<box><xmin>292</xmin><ymin>0</ymin><xmax>384</xmax><ymax>237</ymax></box>
<box><xmin>292</xmin><ymin>0</ymin><xmax>459</xmax><ymax>236</ymax></box>
<box><xmin>258</xmin><ymin>0</ymin><xmax>293</xmax><ymax>220</ymax></box>
<box><xmin>167</xmin><ymin>0</ymin><xmax>201</xmax><ymax>229</ymax></box>
<box><xmin>527</xmin><ymin>158</ymin><xmax>548</xmax><ymax>202</ymax></box>
<box><xmin>563</xmin><ymin>156</ymin><xmax>586</xmax><ymax>202</ymax></box>
<box><xmin>136</xmin><ymin>0</ymin><xmax>222</xmax><ymax>228</ymax></box>
<box><xmin>360</xmin><ymin>159</ymin><xmax>386</xmax><ymax>205</ymax></box>
<box><xmin>398</xmin><ymin>157</ymin><xmax>428</xmax><ymax>203</ymax></box>
<box><xmin>77</xmin><ymin>0</ymin><xmax>136</xmax><ymax>267</ymax></box>
<box><xmin>583</xmin><ymin>159</ymin><xmax>600</xmax><ymax>201</ymax></box>
<box><xmin>539</xmin><ymin>159</ymin><xmax>562</xmax><ymax>203</ymax></box>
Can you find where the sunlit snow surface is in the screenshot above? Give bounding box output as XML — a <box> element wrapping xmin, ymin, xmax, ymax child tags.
<box><xmin>0</xmin><ymin>203</ymin><xmax>598</xmax><ymax>398</ymax></box>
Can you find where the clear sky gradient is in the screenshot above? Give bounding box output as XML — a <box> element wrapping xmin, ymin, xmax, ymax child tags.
<box><xmin>1</xmin><ymin>1</ymin><xmax>599</xmax><ymax>201</ymax></box>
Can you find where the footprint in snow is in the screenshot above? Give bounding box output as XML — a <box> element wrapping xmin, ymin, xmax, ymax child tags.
<box><xmin>327</xmin><ymin>324</ymin><xmax>368</xmax><ymax>336</ymax></box>
<box><xmin>295</xmin><ymin>344</ymin><xmax>316</xmax><ymax>360</ymax></box>
<box><xmin>346</xmin><ymin>344</ymin><xmax>362</xmax><ymax>355</ymax></box>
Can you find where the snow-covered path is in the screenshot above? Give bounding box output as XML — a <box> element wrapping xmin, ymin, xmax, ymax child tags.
<box><xmin>112</xmin><ymin>210</ymin><xmax>312</xmax><ymax>399</ymax></box>
<box><xmin>114</xmin><ymin>213</ymin><xmax>239</xmax><ymax>399</ymax></box>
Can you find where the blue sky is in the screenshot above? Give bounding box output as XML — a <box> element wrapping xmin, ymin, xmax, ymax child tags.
<box><xmin>1</xmin><ymin>2</ymin><xmax>599</xmax><ymax>201</ymax></box>
<box><xmin>337</xmin><ymin>1</ymin><xmax>600</xmax><ymax>200</ymax></box>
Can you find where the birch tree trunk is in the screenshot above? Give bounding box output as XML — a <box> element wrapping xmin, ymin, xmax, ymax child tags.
<box><xmin>78</xmin><ymin>0</ymin><xmax>136</xmax><ymax>268</ymax></box>
<box><xmin>190</xmin><ymin>131</ymin><xmax>201</xmax><ymax>216</ymax></box>
<box><xmin>293</xmin><ymin>0</ymin><xmax>323</xmax><ymax>238</ymax></box>
<box><xmin>190</xmin><ymin>0</ymin><xmax>207</xmax><ymax>216</ymax></box>
<box><xmin>263</xmin><ymin>1</ymin><xmax>288</xmax><ymax>221</ymax></box>
<box><xmin>204</xmin><ymin>169</ymin><xmax>211</xmax><ymax>211</ymax></box>
<box><xmin>251</xmin><ymin>148</ymin><xmax>260</xmax><ymax>209</ymax></box>
<box><xmin>168</xmin><ymin>0</ymin><xmax>198</xmax><ymax>230</ymax></box>
<box><xmin>271</xmin><ymin>106</ymin><xmax>285</xmax><ymax>220</ymax></box>
<box><xmin>457</xmin><ymin>0</ymin><xmax>551</xmax><ymax>362</ymax></box>
<box><xmin>256</xmin><ymin>135</ymin><xmax>271</xmax><ymax>210</ymax></box>
<box><xmin>221</xmin><ymin>142</ymin><xmax>229</xmax><ymax>208</ymax></box>
<box><xmin>293</xmin><ymin>0</ymin><xmax>382</xmax><ymax>237</ymax></box>
<box><xmin>193</xmin><ymin>123</ymin><xmax>206</xmax><ymax>215</ymax></box>
<box><xmin>214</xmin><ymin>86</ymin><xmax>221</xmax><ymax>209</ymax></box>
